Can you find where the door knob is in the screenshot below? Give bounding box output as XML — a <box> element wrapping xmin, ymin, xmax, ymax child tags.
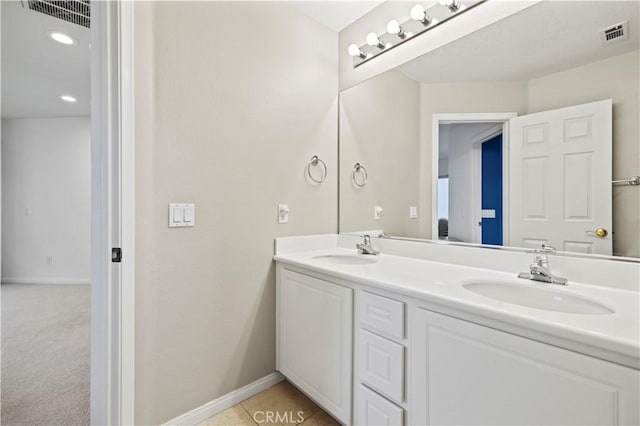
<box><xmin>586</xmin><ymin>228</ymin><xmax>608</xmax><ymax>238</ymax></box>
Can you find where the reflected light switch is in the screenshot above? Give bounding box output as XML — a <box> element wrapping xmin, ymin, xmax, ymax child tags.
<box><xmin>409</xmin><ymin>206</ymin><xmax>418</xmax><ymax>219</ymax></box>
<box><xmin>172</xmin><ymin>205</ymin><xmax>183</xmax><ymax>223</ymax></box>
<box><xmin>183</xmin><ymin>204</ymin><xmax>195</xmax><ymax>226</ymax></box>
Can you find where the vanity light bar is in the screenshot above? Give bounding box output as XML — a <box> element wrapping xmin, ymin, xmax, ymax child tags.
<box><xmin>348</xmin><ymin>0</ymin><xmax>485</xmax><ymax>68</ymax></box>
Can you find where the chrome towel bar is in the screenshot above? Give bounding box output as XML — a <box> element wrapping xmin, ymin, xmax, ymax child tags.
<box><xmin>612</xmin><ymin>176</ymin><xmax>640</xmax><ymax>186</ymax></box>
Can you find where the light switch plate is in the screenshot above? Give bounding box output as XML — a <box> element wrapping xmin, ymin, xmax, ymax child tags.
<box><xmin>169</xmin><ymin>203</ymin><xmax>195</xmax><ymax>228</ymax></box>
<box><xmin>482</xmin><ymin>209</ymin><xmax>496</xmax><ymax>219</ymax></box>
<box><xmin>409</xmin><ymin>206</ymin><xmax>418</xmax><ymax>219</ymax></box>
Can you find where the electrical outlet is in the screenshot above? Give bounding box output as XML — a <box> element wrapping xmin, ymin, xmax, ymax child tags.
<box><xmin>278</xmin><ymin>204</ymin><xmax>289</xmax><ymax>224</ymax></box>
<box><xmin>374</xmin><ymin>205</ymin><xmax>383</xmax><ymax>220</ymax></box>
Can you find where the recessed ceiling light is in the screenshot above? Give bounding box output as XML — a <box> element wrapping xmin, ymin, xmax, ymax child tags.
<box><xmin>49</xmin><ymin>32</ymin><xmax>76</xmax><ymax>45</ymax></box>
<box><xmin>60</xmin><ymin>95</ymin><xmax>77</xmax><ymax>103</ymax></box>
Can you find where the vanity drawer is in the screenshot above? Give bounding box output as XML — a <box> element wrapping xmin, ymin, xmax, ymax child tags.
<box><xmin>359</xmin><ymin>291</ymin><xmax>405</xmax><ymax>339</ymax></box>
<box><xmin>359</xmin><ymin>329</ymin><xmax>404</xmax><ymax>404</ymax></box>
<box><xmin>357</xmin><ymin>384</ymin><xmax>404</xmax><ymax>426</ymax></box>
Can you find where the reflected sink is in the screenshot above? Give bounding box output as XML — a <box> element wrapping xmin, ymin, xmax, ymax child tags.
<box><xmin>462</xmin><ymin>282</ymin><xmax>614</xmax><ymax>315</ymax></box>
<box><xmin>312</xmin><ymin>254</ymin><xmax>378</xmax><ymax>265</ymax></box>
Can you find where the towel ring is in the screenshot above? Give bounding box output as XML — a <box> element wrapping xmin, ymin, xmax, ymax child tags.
<box><xmin>352</xmin><ymin>163</ymin><xmax>368</xmax><ymax>187</ymax></box>
<box><xmin>307</xmin><ymin>155</ymin><xmax>327</xmax><ymax>183</ymax></box>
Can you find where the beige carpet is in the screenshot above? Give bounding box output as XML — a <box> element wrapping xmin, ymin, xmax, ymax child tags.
<box><xmin>1</xmin><ymin>284</ymin><xmax>90</xmax><ymax>426</ymax></box>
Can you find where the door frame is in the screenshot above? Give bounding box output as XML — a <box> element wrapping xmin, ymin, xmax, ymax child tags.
<box><xmin>90</xmin><ymin>1</ymin><xmax>135</xmax><ymax>424</ymax></box>
<box><xmin>431</xmin><ymin>113</ymin><xmax>516</xmax><ymax>244</ymax></box>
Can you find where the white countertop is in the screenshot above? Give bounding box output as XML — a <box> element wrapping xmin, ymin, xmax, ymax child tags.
<box><xmin>275</xmin><ymin>247</ymin><xmax>640</xmax><ymax>369</ymax></box>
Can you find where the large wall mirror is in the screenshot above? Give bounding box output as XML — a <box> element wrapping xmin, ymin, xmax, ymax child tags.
<box><xmin>339</xmin><ymin>1</ymin><xmax>640</xmax><ymax>259</ymax></box>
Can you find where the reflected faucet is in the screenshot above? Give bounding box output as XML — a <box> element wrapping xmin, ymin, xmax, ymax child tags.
<box><xmin>357</xmin><ymin>235</ymin><xmax>380</xmax><ymax>256</ymax></box>
<box><xmin>518</xmin><ymin>245</ymin><xmax>568</xmax><ymax>285</ymax></box>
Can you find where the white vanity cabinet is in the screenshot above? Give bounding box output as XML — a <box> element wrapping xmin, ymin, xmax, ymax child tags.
<box><xmin>274</xmin><ymin>252</ymin><xmax>639</xmax><ymax>426</ymax></box>
<box><xmin>411</xmin><ymin>308</ymin><xmax>640</xmax><ymax>426</ymax></box>
<box><xmin>276</xmin><ymin>268</ymin><xmax>353</xmax><ymax>424</ymax></box>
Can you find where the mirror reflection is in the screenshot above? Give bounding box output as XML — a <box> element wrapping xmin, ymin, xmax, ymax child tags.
<box><xmin>339</xmin><ymin>1</ymin><xmax>639</xmax><ymax>258</ymax></box>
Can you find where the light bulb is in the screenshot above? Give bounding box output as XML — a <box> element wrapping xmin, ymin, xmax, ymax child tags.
<box><xmin>60</xmin><ymin>95</ymin><xmax>77</xmax><ymax>103</ymax></box>
<box><xmin>410</xmin><ymin>4</ymin><xmax>425</xmax><ymax>21</ymax></box>
<box><xmin>411</xmin><ymin>4</ymin><xmax>432</xmax><ymax>25</ymax></box>
<box><xmin>49</xmin><ymin>31</ymin><xmax>76</xmax><ymax>45</ymax></box>
<box><xmin>439</xmin><ymin>0</ymin><xmax>461</xmax><ymax>12</ymax></box>
<box><xmin>387</xmin><ymin>20</ymin><xmax>400</xmax><ymax>35</ymax></box>
<box><xmin>348</xmin><ymin>43</ymin><xmax>361</xmax><ymax>57</ymax></box>
<box><xmin>366</xmin><ymin>32</ymin><xmax>382</xmax><ymax>47</ymax></box>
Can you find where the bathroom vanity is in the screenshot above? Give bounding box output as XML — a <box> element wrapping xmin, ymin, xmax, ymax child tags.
<box><xmin>274</xmin><ymin>235</ymin><xmax>640</xmax><ymax>426</ymax></box>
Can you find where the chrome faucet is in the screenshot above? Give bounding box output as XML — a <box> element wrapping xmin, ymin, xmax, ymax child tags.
<box><xmin>518</xmin><ymin>245</ymin><xmax>568</xmax><ymax>285</ymax></box>
<box><xmin>356</xmin><ymin>234</ymin><xmax>379</xmax><ymax>255</ymax></box>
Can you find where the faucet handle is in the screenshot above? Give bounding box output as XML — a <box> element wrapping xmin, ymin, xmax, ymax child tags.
<box><xmin>363</xmin><ymin>234</ymin><xmax>371</xmax><ymax>245</ymax></box>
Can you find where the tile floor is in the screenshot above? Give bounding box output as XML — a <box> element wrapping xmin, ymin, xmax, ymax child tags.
<box><xmin>200</xmin><ymin>381</ymin><xmax>339</xmax><ymax>426</ymax></box>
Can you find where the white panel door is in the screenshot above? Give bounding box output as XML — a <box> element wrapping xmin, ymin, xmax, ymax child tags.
<box><xmin>277</xmin><ymin>269</ymin><xmax>353</xmax><ymax>424</ymax></box>
<box><xmin>410</xmin><ymin>308</ymin><xmax>639</xmax><ymax>426</ymax></box>
<box><xmin>508</xmin><ymin>100</ymin><xmax>612</xmax><ymax>255</ymax></box>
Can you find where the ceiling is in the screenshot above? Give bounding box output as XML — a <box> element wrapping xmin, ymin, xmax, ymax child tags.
<box><xmin>1</xmin><ymin>0</ymin><xmax>90</xmax><ymax>118</ymax></box>
<box><xmin>289</xmin><ymin>1</ymin><xmax>383</xmax><ymax>32</ymax></box>
<box><xmin>399</xmin><ymin>1</ymin><xmax>640</xmax><ymax>83</ymax></box>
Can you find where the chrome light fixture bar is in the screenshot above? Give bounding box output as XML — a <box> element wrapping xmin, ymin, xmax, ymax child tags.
<box><xmin>348</xmin><ymin>0</ymin><xmax>485</xmax><ymax>68</ymax></box>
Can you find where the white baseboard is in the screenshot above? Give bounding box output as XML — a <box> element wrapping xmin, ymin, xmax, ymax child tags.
<box><xmin>1</xmin><ymin>277</ymin><xmax>91</xmax><ymax>285</ymax></box>
<box><xmin>163</xmin><ymin>372</ymin><xmax>285</xmax><ymax>426</ymax></box>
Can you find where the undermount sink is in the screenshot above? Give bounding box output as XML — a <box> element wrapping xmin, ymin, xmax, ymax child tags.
<box><xmin>312</xmin><ymin>254</ymin><xmax>378</xmax><ymax>265</ymax></box>
<box><xmin>462</xmin><ymin>282</ymin><xmax>614</xmax><ymax>315</ymax></box>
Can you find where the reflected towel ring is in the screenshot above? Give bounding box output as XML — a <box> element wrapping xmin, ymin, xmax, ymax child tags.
<box><xmin>352</xmin><ymin>162</ymin><xmax>368</xmax><ymax>187</ymax></box>
<box><xmin>307</xmin><ymin>155</ymin><xmax>327</xmax><ymax>183</ymax></box>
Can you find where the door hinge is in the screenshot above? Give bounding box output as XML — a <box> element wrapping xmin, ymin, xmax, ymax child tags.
<box><xmin>112</xmin><ymin>247</ymin><xmax>122</xmax><ymax>263</ymax></box>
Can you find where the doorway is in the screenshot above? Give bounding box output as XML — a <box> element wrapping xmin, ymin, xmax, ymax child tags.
<box><xmin>1</xmin><ymin>2</ymin><xmax>91</xmax><ymax>424</ymax></box>
<box><xmin>431</xmin><ymin>113</ymin><xmax>516</xmax><ymax>245</ymax></box>
<box><xmin>1</xmin><ymin>1</ymin><xmax>134</xmax><ymax>424</ymax></box>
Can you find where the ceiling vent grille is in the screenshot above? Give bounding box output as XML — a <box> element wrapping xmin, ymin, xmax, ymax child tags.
<box><xmin>600</xmin><ymin>21</ymin><xmax>628</xmax><ymax>45</ymax></box>
<box><xmin>23</xmin><ymin>0</ymin><xmax>90</xmax><ymax>28</ymax></box>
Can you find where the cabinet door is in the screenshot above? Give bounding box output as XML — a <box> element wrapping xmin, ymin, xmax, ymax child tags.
<box><xmin>410</xmin><ymin>308</ymin><xmax>640</xmax><ymax>426</ymax></box>
<box><xmin>278</xmin><ymin>269</ymin><xmax>353</xmax><ymax>424</ymax></box>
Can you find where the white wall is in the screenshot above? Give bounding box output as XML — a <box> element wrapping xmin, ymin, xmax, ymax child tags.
<box><xmin>1</xmin><ymin>117</ymin><xmax>91</xmax><ymax>284</ymax></box>
<box><xmin>133</xmin><ymin>2</ymin><xmax>338</xmax><ymax>423</ymax></box>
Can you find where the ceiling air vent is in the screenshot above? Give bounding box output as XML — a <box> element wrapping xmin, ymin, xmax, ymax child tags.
<box><xmin>600</xmin><ymin>21</ymin><xmax>628</xmax><ymax>45</ymax></box>
<box><xmin>22</xmin><ymin>0</ymin><xmax>90</xmax><ymax>28</ymax></box>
